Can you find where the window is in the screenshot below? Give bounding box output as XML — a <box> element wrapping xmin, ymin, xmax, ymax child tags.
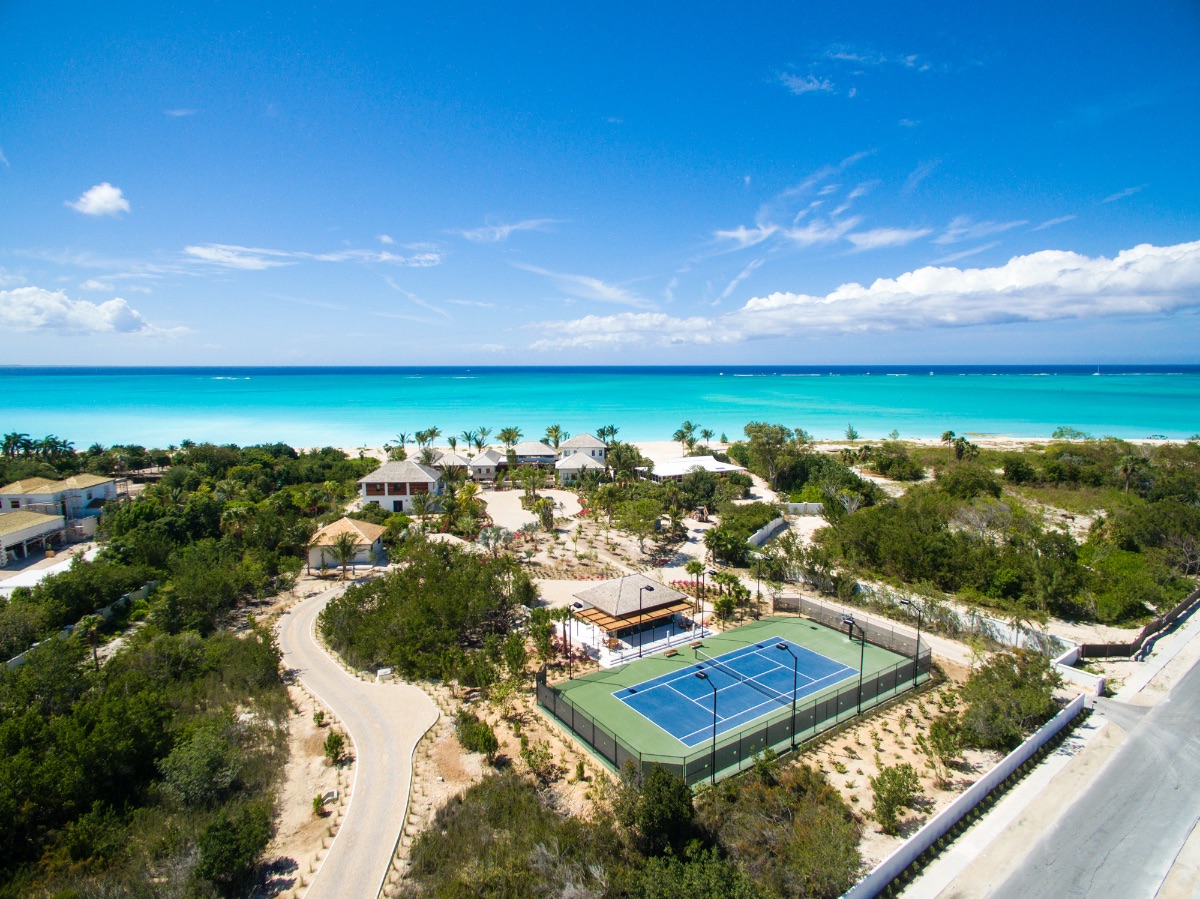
<box><xmin>9</xmin><ymin>499</ymin><xmax>19</xmax><ymax>509</ymax></box>
<box><xmin>365</xmin><ymin>483</ymin><xmax>385</xmax><ymax>496</ymax></box>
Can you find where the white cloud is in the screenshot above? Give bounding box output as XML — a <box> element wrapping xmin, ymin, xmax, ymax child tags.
<box><xmin>183</xmin><ymin>243</ymin><xmax>442</xmax><ymax>269</ymax></box>
<box><xmin>68</xmin><ymin>182</ymin><xmax>130</xmax><ymax>216</ymax></box>
<box><xmin>929</xmin><ymin>242</ymin><xmax>1001</xmax><ymax>264</ymax></box>
<box><xmin>456</xmin><ymin>218</ymin><xmax>558</xmax><ymax>242</ymax></box>
<box><xmin>720</xmin><ymin>259</ymin><xmax>765</xmax><ymax>300</ymax></box>
<box><xmin>903</xmin><ymin>161</ymin><xmax>939</xmax><ymax>193</ymax></box>
<box><xmin>383</xmin><ymin>277</ymin><xmax>451</xmax><ymax>320</ymax></box>
<box><xmin>1104</xmin><ymin>184</ymin><xmax>1147</xmax><ymax>203</ymax></box>
<box><xmin>0</xmin><ymin>147</ymin><xmax>8</xmax><ymax>166</ymax></box>
<box><xmin>447</xmin><ymin>299</ymin><xmax>495</xmax><ymax>308</ymax></box>
<box><xmin>164</xmin><ymin>108</ymin><xmax>198</xmax><ymax>117</ymax></box>
<box><xmin>934</xmin><ymin>216</ymin><xmax>1027</xmax><ymax>245</ymax></box>
<box><xmin>779</xmin><ymin>73</ymin><xmax>835</xmax><ymax>95</ymax></box>
<box><xmin>713</xmin><ymin>223</ymin><xmax>778</xmax><ymax>249</ymax></box>
<box><xmin>0</xmin><ymin>286</ymin><xmax>171</xmax><ymax>334</ymax></box>
<box><xmin>898</xmin><ymin>118</ymin><xmax>919</xmax><ymax>127</ymax></box>
<box><xmin>515</xmin><ymin>263</ymin><xmax>652</xmax><ymax>309</ymax></box>
<box><xmin>378</xmin><ymin>234</ymin><xmax>395</xmax><ymax>244</ymax></box>
<box><xmin>846</xmin><ymin>227</ymin><xmax>933</xmax><ymax>251</ymax></box>
<box><xmin>781</xmin><ymin>216</ymin><xmax>861</xmax><ymax>246</ymax></box>
<box><xmin>1032</xmin><ymin>215</ymin><xmax>1077</xmax><ymax>231</ymax></box>
<box><xmin>529</xmin><ymin>240</ymin><xmax>1200</xmax><ymax>348</ymax></box>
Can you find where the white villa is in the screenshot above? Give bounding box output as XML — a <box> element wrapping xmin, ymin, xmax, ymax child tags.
<box><xmin>434</xmin><ymin>450</ymin><xmax>472</xmax><ymax>472</ymax></box>
<box><xmin>468</xmin><ymin>448</ymin><xmax>504</xmax><ymax>482</ymax></box>
<box><xmin>307</xmin><ymin>516</ymin><xmax>386</xmax><ymax>572</ymax></box>
<box><xmin>0</xmin><ymin>474</ymin><xmax>117</xmax><ymax>519</ymax></box>
<box><xmin>650</xmin><ymin>455</ymin><xmax>745</xmax><ymax>482</ymax></box>
<box><xmin>358</xmin><ymin>460</ymin><xmax>443</xmax><ymax>513</ymax></box>
<box><xmin>555</xmin><ymin>453</ymin><xmax>604</xmax><ymax>484</ymax></box>
<box><xmin>0</xmin><ymin>510</ymin><xmax>66</xmax><ymax>567</ymax></box>
<box><xmin>511</xmin><ymin>440</ymin><xmax>556</xmax><ymax>465</ymax></box>
<box><xmin>558</xmin><ymin>433</ymin><xmax>607</xmax><ymax>462</ymax></box>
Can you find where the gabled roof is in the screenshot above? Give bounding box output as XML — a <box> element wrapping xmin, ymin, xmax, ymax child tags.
<box><xmin>310</xmin><ymin>516</ymin><xmax>387</xmax><ymax>547</ymax></box>
<box><xmin>0</xmin><ymin>510</ymin><xmax>64</xmax><ymax>538</ymax></box>
<box><xmin>560</xmin><ymin>433</ymin><xmax>606</xmax><ymax>450</ymax></box>
<box><xmin>511</xmin><ymin>440</ymin><xmax>556</xmax><ymax>457</ymax></box>
<box><xmin>572</xmin><ymin>574</ymin><xmax>687</xmax><ymax>618</ymax></box>
<box><xmin>0</xmin><ymin>477</ymin><xmax>60</xmax><ymax>495</ymax></box>
<box><xmin>358</xmin><ymin>460</ymin><xmax>441</xmax><ymax>484</ymax></box>
<box><xmin>469</xmin><ymin>448</ymin><xmax>504</xmax><ymax>468</ymax></box>
<box><xmin>0</xmin><ymin>473</ymin><xmax>115</xmax><ymax>496</ymax></box>
<box><xmin>555</xmin><ymin>453</ymin><xmax>605</xmax><ymax>470</ymax></box>
<box><xmin>434</xmin><ymin>451</ymin><xmax>472</xmax><ymax>468</ymax></box>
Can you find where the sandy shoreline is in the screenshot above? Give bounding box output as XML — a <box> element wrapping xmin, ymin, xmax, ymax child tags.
<box><xmin>318</xmin><ymin>434</ymin><xmax>1189</xmax><ymax>463</ymax></box>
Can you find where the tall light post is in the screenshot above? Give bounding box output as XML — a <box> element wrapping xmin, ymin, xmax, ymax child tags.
<box><xmin>775</xmin><ymin>642</ymin><xmax>800</xmax><ymax>749</ymax></box>
<box><xmin>637</xmin><ymin>584</ymin><xmax>654</xmax><ymax>658</ymax></box>
<box><xmin>696</xmin><ymin>671</ymin><xmax>717</xmax><ymax>786</ymax></box>
<box><xmin>899</xmin><ymin>598</ymin><xmax>924</xmax><ymax>690</ymax></box>
<box><xmin>841</xmin><ymin>616</ymin><xmax>866</xmax><ymax>715</ymax></box>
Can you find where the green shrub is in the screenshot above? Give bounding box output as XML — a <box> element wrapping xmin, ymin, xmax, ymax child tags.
<box><xmin>870</xmin><ymin>763</ymin><xmax>920</xmax><ymax>835</ymax></box>
<box><xmin>455</xmin><ymin>710</ymin><xmax>499</xmax><ymax>763</ymax></box>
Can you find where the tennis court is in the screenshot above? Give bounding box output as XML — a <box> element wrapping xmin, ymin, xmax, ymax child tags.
<box><xmin>614</xmin><ymin>637</ymin><xmax>857</xmax><ymax>746</ymax></box>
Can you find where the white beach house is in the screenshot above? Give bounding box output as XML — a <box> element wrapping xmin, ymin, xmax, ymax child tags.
<box><xmin>650</xmin><ymin>455</ymin><xmax>745</xmax><ymax>482</ymax></box>
<box><xmin>468</xmin><ymin>447</ymin><xmax>505</xmax><ymax>482</ymax></box>
<box><xmin>555</xmin><ymin>453</ymin><xmax>605</xmax><ymax>484</ymax></box>
<box><xmin>558</xmin><ymin>433</ymin><xmax>607</xmax><ymax>462</ymax></box>
<box><xmin>358</xmin><ymin>460</ymin><xmax>443</xmax><ymax>513</ymax></box>
<box><xmin>307</xmin><ymin>516</ymin><xmax>386</xmax><ymax>572</ymax></box>
<box><xmin>0</xmin><ymin>474</ymin><xmax>117</xmax><ymax>519</ymax></box>
<box><xmin>511</xmin><ymin>440</ymin><xmax>557</xmax><ymax>465</ymax></box>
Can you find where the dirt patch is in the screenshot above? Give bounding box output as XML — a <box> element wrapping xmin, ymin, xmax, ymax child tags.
<box><xmin>262</xmin><ymin>684</ymin><xmax>354</xmax><ymax>895</ymax></box>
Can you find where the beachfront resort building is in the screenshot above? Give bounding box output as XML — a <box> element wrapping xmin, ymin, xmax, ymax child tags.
<box><xmin>511</xmin><ymin>441</ymin><xmax>557</xmax><ymax>465</ymax></box>
<box><xmin>558</xmin><ymin>433</ymin><xmax>607</xmax><ymax>462</ymax></box>
<box><xmin>0</xmin><ymin>510</ymin><xmax>67</xmax><ymax>567</ymax></box>
<box><xmin>649</xmin><ymin>455</ymin><xmax>745</xmax><ymax>482</ymax></box>
<box><xmin>306</xmin><ymin>516</ymin><xmax>386</xmax><ymax>572</ymax></box>
<box><xmin>555</xmin><ymin>453</ymin><xmax>605</xmax><ymax>484</ymax></box>
<box><xmin>468</xmin><ymin>448</ymin><xmax>504</xmax><ymax>482</ymax></box>
<box><xmin>358</xmin><ymin>460</ymin><xmax>443</xmax><ymax>513</ymax></box>
<box><xmin>0</xmin><ymin>474</ymin><xmax>117</xmax><ymax>519</ymax></box>
<box><xmin>433</xmin><ymin>450</ymin><xmax>472</xmax><ymax>474</ymax></box>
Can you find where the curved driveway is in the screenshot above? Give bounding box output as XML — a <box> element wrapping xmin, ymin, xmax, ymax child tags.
<box><xmin>278</xmin><ymin>587</ymin><xmax>439</xmax><ymax>899</ymax></box>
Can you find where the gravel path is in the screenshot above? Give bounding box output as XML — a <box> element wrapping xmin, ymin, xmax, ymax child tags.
<box><xmin>277</xmin><ymin>587</ymin><xmax>439</xmax><ymax>899</ymax></box>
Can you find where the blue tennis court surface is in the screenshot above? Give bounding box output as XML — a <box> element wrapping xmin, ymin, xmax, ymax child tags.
<box><xmin>613</xmin><ymin>637</ymin><xmax>857</xmax><ymax>747</ymax></box>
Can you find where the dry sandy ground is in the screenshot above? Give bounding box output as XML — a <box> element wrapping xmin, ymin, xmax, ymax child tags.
<box><xmin>262</xmin><ymin>685</ymin><xmax>351</xmax><ymax>895</ymax></box>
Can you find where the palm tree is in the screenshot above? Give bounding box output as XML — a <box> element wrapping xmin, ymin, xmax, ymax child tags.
<box><xmin>596</xmin><ymin>424</ymin><xmax>619</xmax><ymax>446</ymax></box>
<box><xmin>685</xmin><ymin>559</ymin><xmax>704</xmax><ymax>624</ymax></box>
<box><xmin>447</xmin><ymin>436</ymin><xmax>458</xmax><ymax>452</ymax></box>
<box><xmin>77</xmin><ymin>614</ymin><xmax>103</xmax><ymax>671</ymax></box>
<box><xmin>1116</xmin><ymin>455</ymin><xmax>1144</xmax><ymax>493</ymax></box>
<box><xmin>673</xmin><ymin>421</ymin><xmax>697</xmax><ymax>452</ymax></box>
<box><xmin>497</xmin><ymin>427</ymin><xmax>522</xmax><ymax>448</ymax></box>
<box><xmin>699</xmin><ymin>428</ymin><xmax>715</xmax><ymax>447</ymax></box>
<box><xmin>459</xmin><ymin>430</ymin><xmax>477</xmax><ymax>454</ymax></box>
<box><xmin>941</xmin><ymin>430</ymin><xmax>956</xmax><ymax>462</ymax></box>
<box><xmin>475</xmin><ymin>427</ymin><xmax>492</xmax><ymax>452</ymax></box>
<box><xmin>410</xmin><ymin>492</ymin><xmax>432</xmax><ymax>528</ymax></box>
<box><xmin>330</xmin><ymin>531</ymin><xmax>360</xmax><ymax>580</ymax></box>
<box><xmin>394</xmin><ymin>432</ymin><xmax>411</xmax><ymax>451</ymax></box>
<box><xmin>544</xmin><ymin>424</ymin><xmax>568</xmax><ymax>450</ymax></box>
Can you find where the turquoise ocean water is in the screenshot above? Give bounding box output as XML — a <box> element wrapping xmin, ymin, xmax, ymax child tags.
<box><xmin>1</xmin><ymin>366</ymin><xmax>1197</xmax><ymax>448</ymax></box>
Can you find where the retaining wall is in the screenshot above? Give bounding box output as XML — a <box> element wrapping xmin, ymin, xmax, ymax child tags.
<box><xmin>842</xmin><ymin>693</ymin><xmax>1087</xmax><ymax>899</ymax></box>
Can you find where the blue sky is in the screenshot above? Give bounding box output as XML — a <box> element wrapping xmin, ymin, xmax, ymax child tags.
<box><xmin>2</xmin><ymin>1</ymin><xmax>1199</xmax><ymax>365</ymax></box>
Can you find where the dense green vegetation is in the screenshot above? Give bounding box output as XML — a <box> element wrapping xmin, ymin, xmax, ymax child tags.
<box><xmin>704</xmin><ymin>502</ymin><xmax>782</xmax><ymax>564</ymax></box>
<box><xmin>0</xmin><ymin>439</ymin><xmax>376</xmax><ymax>896</ymax></box>
<box><xmin>404</xmin><ymin>754</ymin><xmax>860</xmax><ymax>899</ymax></box>
<box><xmin>318</xmin><ymin>537</ymin><xmax>537</xmax><ymax>680</ymax></box>
<box><xmin>810</xmin><ymin>440</ymin><xmax>1200</xmax><ymax>624</ymax></box>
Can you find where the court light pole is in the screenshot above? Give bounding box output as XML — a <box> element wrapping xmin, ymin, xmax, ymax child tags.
<box><xmin>637</xmin><ymin>584</ymin><xmax>654</xmax><ymax>658</ymax></box>
<box><xmin>696</xmin><ymin>671</ymin><xmax>717</xmax><ymax>786</ymax></box>
<box><xmin>899</xmin><ymin>599</ymin><xmax>924</xmax><ymax>690</ymax></box>
<box><xmin>775</xmin><ymin>642</ymin><xmax>800</xmax><ymax>750</ymax></box>
<box><xmin>841</xmin><ymin>616</ymin><xmax>866</xmax><ymax>716</ymax></box>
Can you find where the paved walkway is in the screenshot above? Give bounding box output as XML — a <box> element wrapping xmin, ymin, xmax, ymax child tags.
<box><xmin>277</xmin><ymin>588</ymin><xmax>438</xmax><ymax>899</ymax></box>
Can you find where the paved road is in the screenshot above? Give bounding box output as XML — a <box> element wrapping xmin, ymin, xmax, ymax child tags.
<box><xmin>990</xmin><ymin>659</ymin><xmax>1200</xmax><ymax>899</ymax></box>
<box><xmin>277</xmin><ymin>588</ymin><xmax>439</xmax><ymax>899</ymax></box>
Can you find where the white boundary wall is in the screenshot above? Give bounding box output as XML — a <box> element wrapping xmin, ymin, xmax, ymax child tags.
<box><xmin>747</xmin><ymin>516</ymin><xmax>787</xmax><ymax>548</ymax></box>
<box><xmin>842</xmin><ymin>693</ymin><xmax>1087</xmax><ymax>899</ymax></box>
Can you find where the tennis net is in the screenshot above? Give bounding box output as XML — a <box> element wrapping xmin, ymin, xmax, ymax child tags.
<box><xmin>696</xmin><ymin>647</ymin><xmax>792</xmax><ymax>707</ymax></box>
